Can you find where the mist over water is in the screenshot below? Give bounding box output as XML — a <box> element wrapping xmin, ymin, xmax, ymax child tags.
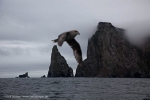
<box><xmin>0</xmin><ymin>78</ymin><xmax>150</xmax><ymax>100</ymax></box>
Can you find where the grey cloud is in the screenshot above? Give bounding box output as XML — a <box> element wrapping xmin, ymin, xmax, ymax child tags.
<box><xmin>0</xmin><ymin>49</ymin><xmax>10</xmax><ymax>56</ymax></box>
<box><xmin>0</xmin><ymin>47</ymin><xmax>24</xmax><ymax>56</ymax></box>
<box><xmin>124</xmin><ymin>21</ymin><xmax>150</xmax><ymax>47</ymax></box>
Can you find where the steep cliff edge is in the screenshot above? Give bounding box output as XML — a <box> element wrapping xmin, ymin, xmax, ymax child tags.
<box><xmin>47</xmin><ymin>45</ymin><xmax>73</xmax><ymax>77</ymax></box>
<box><xmin>75</xmin><ymin>22</ymin><xmax>150</xmax><ymax>77</ymax></box>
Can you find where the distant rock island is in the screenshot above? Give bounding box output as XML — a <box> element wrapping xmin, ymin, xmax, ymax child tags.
<box><xmin>48</xmin><ymin>22</ymin><xmax>150</xmax><ymax>78</ymax></box>
<box><xmin>41</xmin><ymin>75</ymin><xmax>46</xmax><ymax>78</ymax></box>
<box><xmin>16</xmin><ymin>72</ymin><xmax>30</xmax><ymax>78</ymax></box>
<box><xmin>76</xmin><ymin>22</ymin><xmax>150</xmax><ymax>78</ymax></box>
<box><xmin>47</xmin><ymin>45</ymin><xmax>74</xmax><ymax>77</ymax></box>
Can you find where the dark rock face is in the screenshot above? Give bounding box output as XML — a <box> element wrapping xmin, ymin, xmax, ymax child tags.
<box><xmin>16</xmin><ymin>72</ymin><xmax>30</xmax><ymax>78</ymax></box>
<box><xmin>47</xmin><ymin>45</ymin><xmax>73</xmax><ymax>77</ymax></box>
<box><xmin>41</xmin><ymin>75</ymin><xmax>46</xmax><ymax>78</ymax></box>
<box><xmin>75</xmin><ymin>22</ymin><xmax>150</xmax><ymax>78</ymax></box>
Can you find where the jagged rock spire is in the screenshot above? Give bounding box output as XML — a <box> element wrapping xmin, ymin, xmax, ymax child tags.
<box><xmin>47</xmin><ymin>45</ymin><xmax>73</xmax><ymax>77</ymax></box>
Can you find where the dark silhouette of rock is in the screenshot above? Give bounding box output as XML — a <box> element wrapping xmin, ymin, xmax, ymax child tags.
<box><xmin>47</xmin><ymin>45</ymin><xmax>73</xmax><ymax>77</ymax></box>
<box><xmin>75</xmin><ymin>22</ymin><xmax>150</xmax><ymax>78</ymax></box>
<box><xmin>41</xmin><ymin>75</ymin><xmax>46</xmax><ymax>78</ymax></box>
<box><xmin>134</xmin><ymin>72</ymin><xmax>142</xmax><ymax>78</ymax></box>
<box><xmin>16</xmin><ymin>72</ymin><xmax>30</xmax><ymax>78</ymax></box>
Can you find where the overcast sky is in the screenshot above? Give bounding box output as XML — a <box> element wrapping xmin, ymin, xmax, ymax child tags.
<box><xmin>0</xmin><ymin>0</ymin><xmax>150</xmax><ymax>78</ymax></box>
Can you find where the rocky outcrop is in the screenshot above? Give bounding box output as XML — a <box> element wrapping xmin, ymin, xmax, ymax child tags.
<box><xmin>41</xmin><ymin>75</ymin><xmax>46</xmax><ymax>78</ymax></box>
<box><xmin>16</xmin><ymin>72</ymin><xmax>30</xmax><ymax>78</ymax></box>
<box><xmin>75</xmin><ymin>22</ymin><xmax>150</xmax><ymax>78</ymax></box>
<box><xmin>47</xmin><ymin>45</ymin><xmax>73</xmax><ymax>77</ymax></box>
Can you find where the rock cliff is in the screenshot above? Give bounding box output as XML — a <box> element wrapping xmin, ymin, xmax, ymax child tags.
<box><xmin>47</xmin><ymin>45</ymin><xmax>73</xmax><ymax>77</ymax></box>
<box><xmin>75</xmin><ymin>22</ymin><xmax>150</xmax><ymax>78</ymax></box>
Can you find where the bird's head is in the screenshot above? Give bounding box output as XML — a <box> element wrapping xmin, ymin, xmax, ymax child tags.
<box><xmin>74</xmin><ymin>30</ymin><xmax>80</xmax><ymax>35</ymax></box>
<box><xmin>67</xmin><ymin>30</ymin><xmax>80</xmax><ymax>38</ymax></box>
<box><xmin>73</xmin><ymin>30</ymin><xmax>80</xmax><ymax>35</ymax></box>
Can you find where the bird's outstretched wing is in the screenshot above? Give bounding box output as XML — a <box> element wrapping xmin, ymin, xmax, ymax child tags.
<box><xmin>66</xmin><ymin>39</ymin><xmax>83</xmax><ymax>66</ymax></box>
<box><xmin>57</xmin><ymin>33</ymin><xmax>67</xmax><ymax>46</ymax></box>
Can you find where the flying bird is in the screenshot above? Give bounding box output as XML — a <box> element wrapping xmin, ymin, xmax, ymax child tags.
<box><xmin>52</xmin><ymin>30</ymin><xmax>83</xmax><ymax>66</ymax></box>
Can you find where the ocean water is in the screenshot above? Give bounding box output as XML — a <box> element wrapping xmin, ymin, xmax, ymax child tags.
<box><xmin>0</xmin><ymin>78</ymin><xmax>150</xmax><ymax>100</ymax></box>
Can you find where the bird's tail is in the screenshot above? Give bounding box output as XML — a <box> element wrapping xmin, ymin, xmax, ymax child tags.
<box><xmin>52</xmin><ymin>39</ymin><xmax>58</xmax><ymax>43</ymax></box>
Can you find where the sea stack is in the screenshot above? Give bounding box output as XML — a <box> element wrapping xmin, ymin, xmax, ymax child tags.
<box><xmin>47</xmin><ymin>45</ymin><xmax>73</xmax><ymax>77</ymax></box>
<box><xmin>75</xmin><ymin>22</ymin><xmax>150</xmax><ymax>78</ymax></box>
<box><xmin>16</xmin><ymin>72</ymin><xmax>30</xmax><ymax>78</ymax></box>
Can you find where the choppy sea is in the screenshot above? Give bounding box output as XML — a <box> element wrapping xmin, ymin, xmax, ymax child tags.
<box><xmin>0</xmin><ymin>78</ymin><xmax>150</xmax><ymax>100</ymax></box>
